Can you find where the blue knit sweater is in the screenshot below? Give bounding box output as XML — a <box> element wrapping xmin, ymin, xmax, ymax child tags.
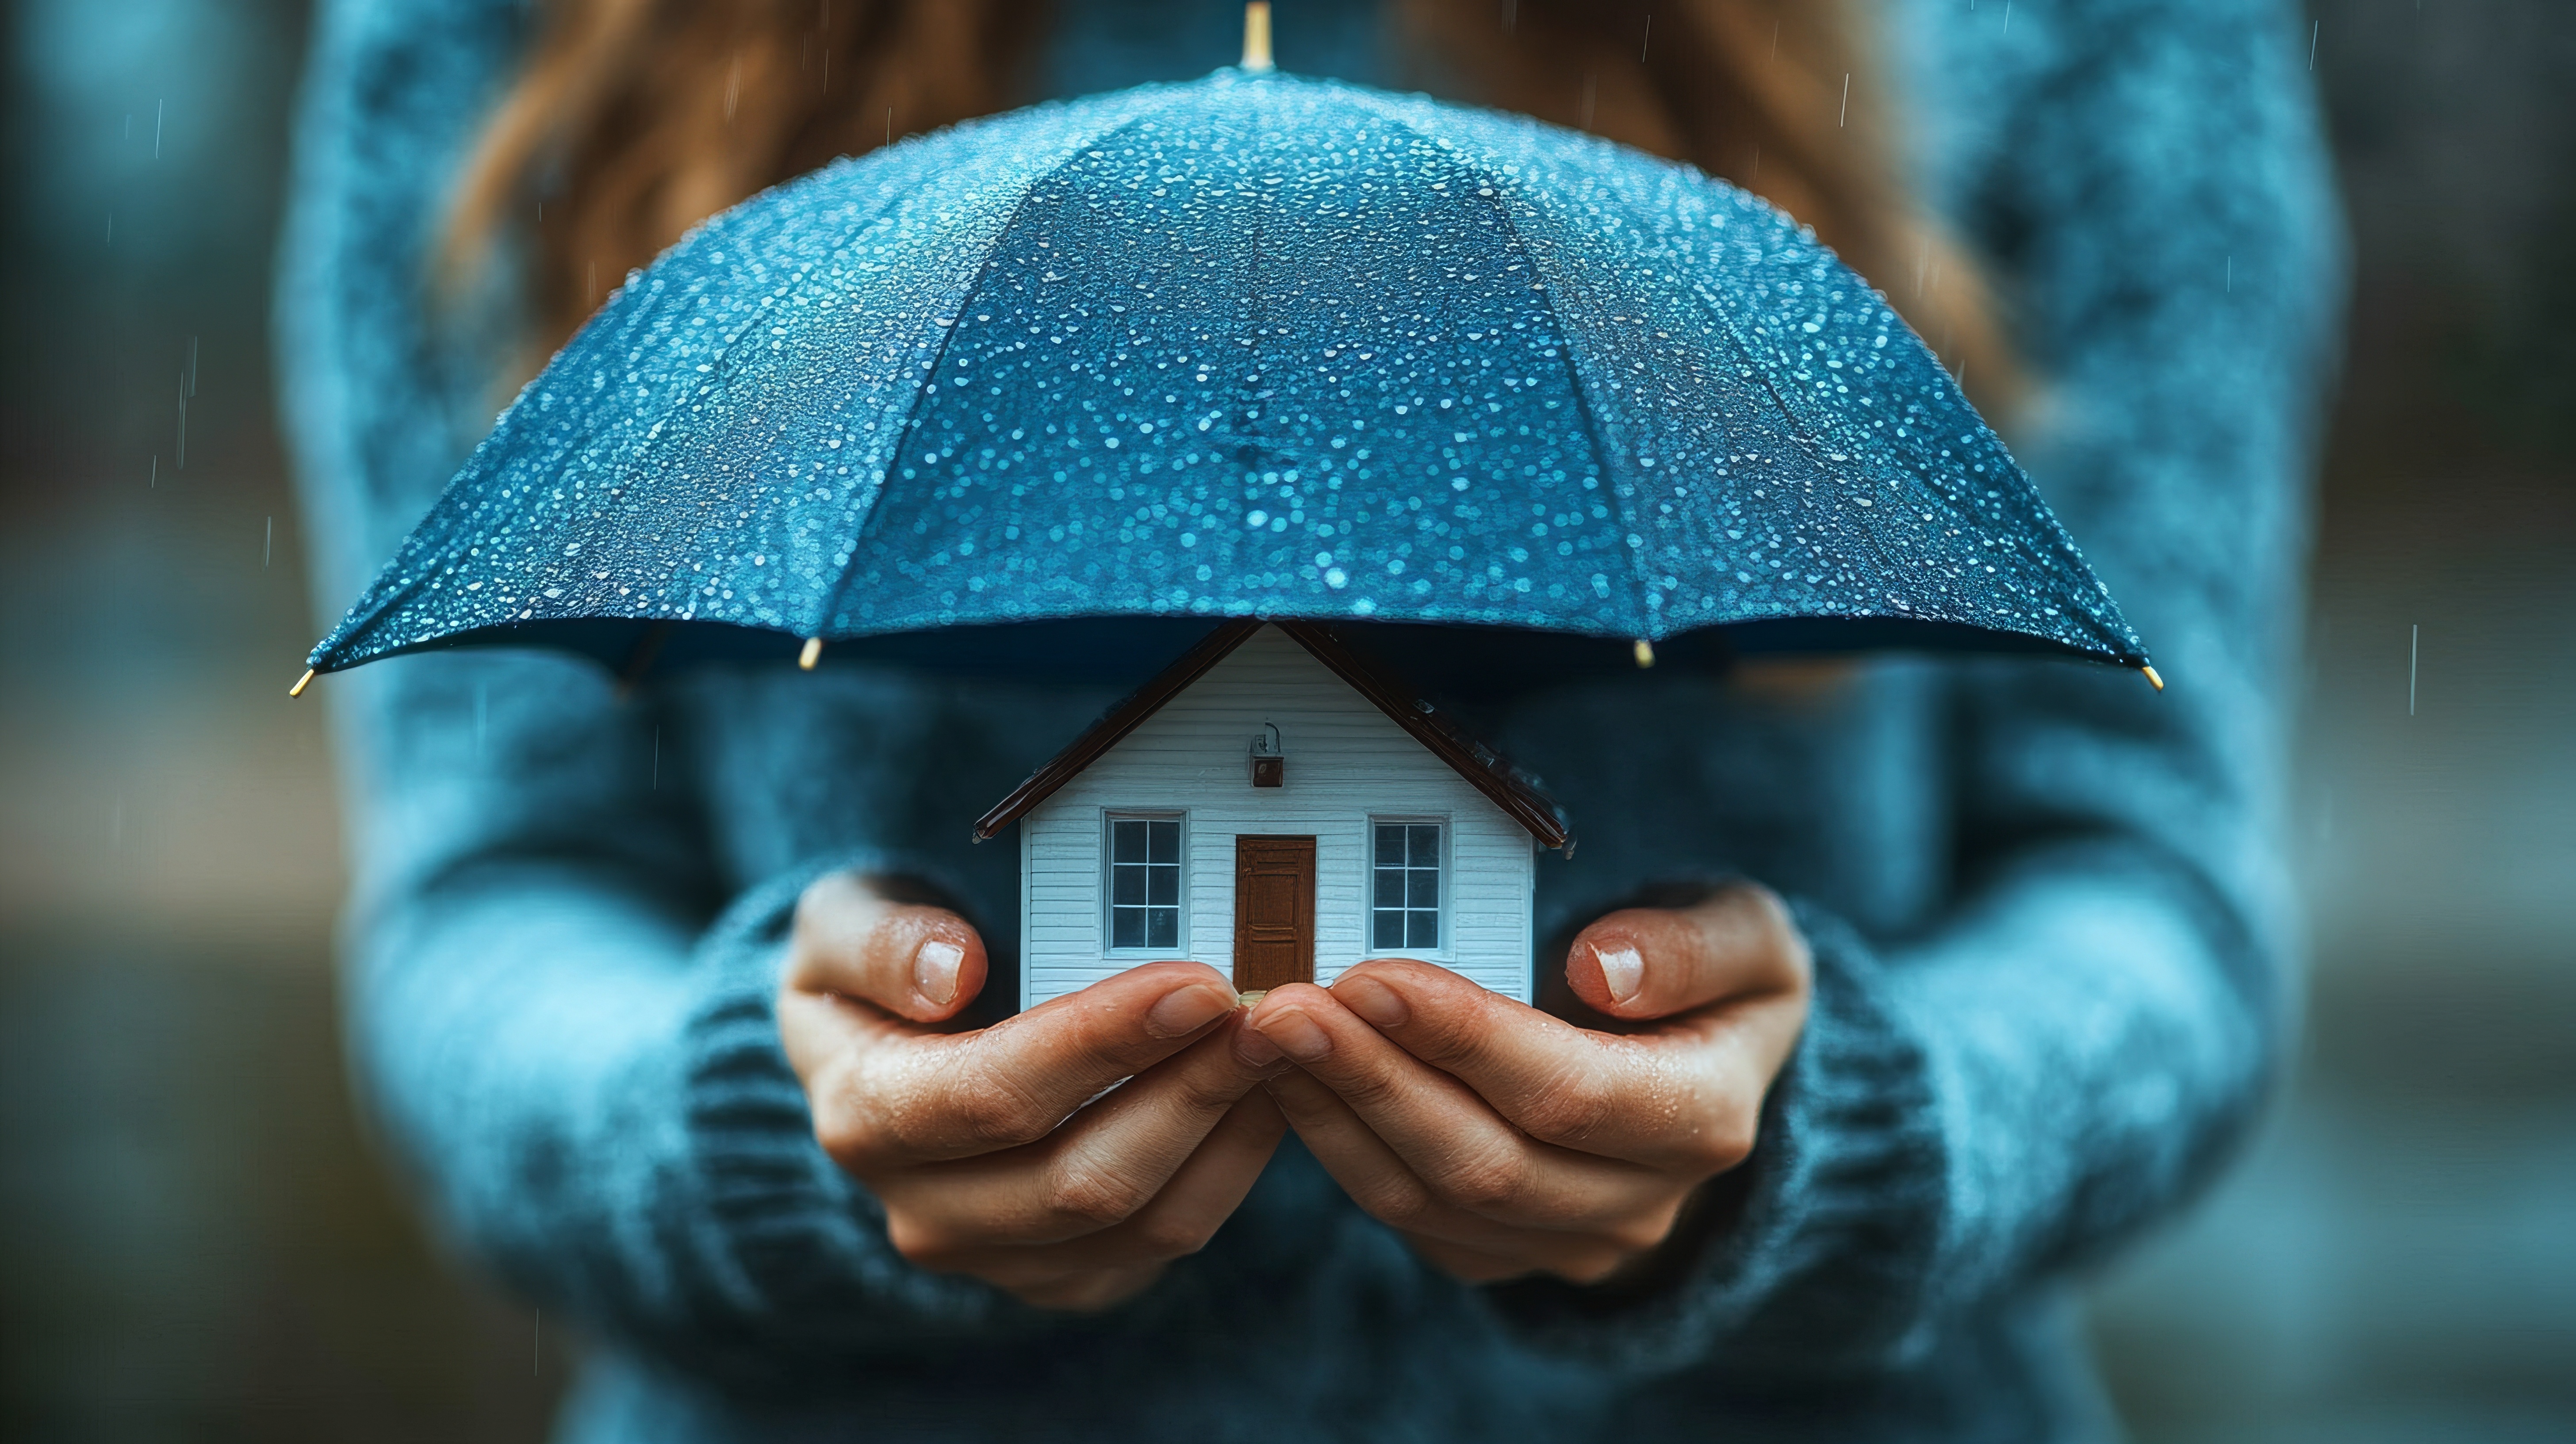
<box><xmin>278</xmin><ymin>2</ymin><xmax>2342</xmax><ymax>1438</ymax></box>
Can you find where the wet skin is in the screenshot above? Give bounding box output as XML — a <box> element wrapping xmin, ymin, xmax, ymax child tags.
<box><xmin>779</xmin><ymin>872</ymin><xmax>1810</xmax><ymax>1309</ymax></box>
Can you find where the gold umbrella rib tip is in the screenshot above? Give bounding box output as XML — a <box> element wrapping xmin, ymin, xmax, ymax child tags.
<box><xmin>1241</xmin><ymin>2</ymin><xmax>1274</xmax><ymax>73</ymax></box>
<box><xmin>289</xmin><ymin>667</ymin><xmax>317</xmax><ymax>698</ymax></box>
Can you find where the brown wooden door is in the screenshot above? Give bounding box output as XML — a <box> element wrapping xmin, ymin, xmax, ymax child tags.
<box><xmin>1232</xmin><ymin>836</ymin><xmax>1316</xmax><ymax>991</ymax></box>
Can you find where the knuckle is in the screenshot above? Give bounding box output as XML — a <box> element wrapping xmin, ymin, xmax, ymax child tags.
<box><xmin>877</xmin><ymin>1099</ymin><xmax>944</xmax><ymax>1156</ymax></box>
<box><xmin>882</xmin><ymin>1214</ymin><xmax>953</xmax><ymax>1269</ymax></box>
<box><xmin>1691</xmin><ymin>1106</ymin><xmax>1760</xmax><ymax>1174</ymax></box>
<box><xmin>1375</xmin><ymin>972</ymin><xmax>1505</xmax><ymax>1068</ymax></box>
<box><xmin>1261</xmin><ymin>1076</ymin><xmax>1338</xmax><ymax>1125</ymax></box>
<box><xmin>805</xmin><ymin>1086</ymin><xmax>855</xmax><ymax>1151</ymax></box>
<box><xmin>1169</xmin><ymin>1068</ymin><xmax>1250</xmax><ymax>1121</ymax></box>
<box><xmin>1334</xmin><ymin>1064</ymin><xmax>1407</xmax><ymax>1115</ymax></box>
<box><xmin>1043</xmin><ymin>1160</ymin><xmax>1150</xmax><ymax>1230</ymax></box>
<box><xmin>1516</xmin><ymin>1077</ymin><xmax>1618</xmax><ymax>1149</ymax></box>
<box><xmin>1128</xmin><ymin>1210</ymin><xmax>1219</xmax><ymax>1260</ymax></box>
<box><xmin>1432</xmin><ymin>1141</ymin><xmax>1530</xmax><ymax>1214</ymax></box>
<box><xmin>873</xmin><ymin>1091</ymin><xmax>946</xmax><ymax>1155</ymax></box>
<box><xmin>1603</xmin><ymin>1206</ymin><xmax>1683</xmax><ymax>1256</ymax></box>
<box><xmin>1356</xmin><ymin>1171</ymin><xmax>1438</xmax><ymax>1228</ymax></box>
<box><xmin>808</xmin><ymin>1075</ymin><xmax>887</xmax><ymax>1171</ymax></box>
<box><xmin>811</xmin><ymin>1110</ymin><xmax>871</xmax><ymax>1172</ymax></box>
<box><xmin>944</xmin><ymin>1067</ymin><xmax>1061</xmax><ymax>1150</ymax></box>
<box><xmin>1399</xmin><ymin>1012</ymin><xmax>1488</xmax><ymax>1072</ymax></box>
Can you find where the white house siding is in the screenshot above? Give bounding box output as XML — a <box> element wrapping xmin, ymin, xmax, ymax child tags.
<box><xmin>1019</xmin><ymin>625</ymin><xmax>1537</xmax><ymax>1008</ymax></box>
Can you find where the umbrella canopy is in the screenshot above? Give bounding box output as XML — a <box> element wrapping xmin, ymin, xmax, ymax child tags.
<box><xmin>302</xmin><ymin>68</ymin><xmax>2150</xmax><ymax>694</ymax></box>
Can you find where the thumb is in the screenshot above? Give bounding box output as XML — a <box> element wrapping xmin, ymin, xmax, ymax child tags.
<box><xmin>1563</xmin><ymin>884</ymin><xmax>1809</xmax><ymax>1022</ymax></box>
<box><xmin>786</xmin><ymin>870</ymin><xmax>989</xmax><ymax>1024</ymax></box>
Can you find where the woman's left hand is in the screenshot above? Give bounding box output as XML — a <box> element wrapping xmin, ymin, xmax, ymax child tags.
<box><xmin>1236</xmin><ymin>884</ymin><xmax>1811</xmax><ymax>1286</ymax></box>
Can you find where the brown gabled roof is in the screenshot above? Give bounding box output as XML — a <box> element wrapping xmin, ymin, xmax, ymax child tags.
<box><xmin>971</xmin><ymin>620</ymin><xmax>1575</xmax><ymax>853</ymax></box>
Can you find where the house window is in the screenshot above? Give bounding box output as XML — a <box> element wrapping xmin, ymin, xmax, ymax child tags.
<box><xmin>1371</xmin><ymin>822</ymin><xmax>1442</xmax><ymax>952</ymax></box>
<box><xmin>1108</xmin><ymin>815</ymin><xmax>1183</xmax><ymax>951</ymax></box>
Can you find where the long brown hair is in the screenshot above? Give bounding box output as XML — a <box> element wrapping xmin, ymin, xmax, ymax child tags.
<box><xmin>448</xmin><ymin>0</ymin><xmax>2012</xmax><ymax>407</ymax></box>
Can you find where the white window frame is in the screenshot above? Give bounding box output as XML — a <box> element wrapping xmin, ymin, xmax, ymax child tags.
<box><xmin>1365</xmin><ymin>815</ymin><xmax>1450</xmax><ymax>960</ymax></box>
<box><xmin>1102</xmin><ymin>810</ymin><xmax>1188</xmax><ymax>956</ymax></box>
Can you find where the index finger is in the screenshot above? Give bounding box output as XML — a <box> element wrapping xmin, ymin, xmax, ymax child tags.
<box><xmin>1322</xmin><ymin>960</ymin><xmax>1798</xmax><ymax>1174</ymax></box>
<box><xmin>816</xmin><ymin>962</ymin><xmax>1248</xmax><ymax>1166</ymax></box>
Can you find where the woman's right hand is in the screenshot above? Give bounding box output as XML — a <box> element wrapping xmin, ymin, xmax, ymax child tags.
<box><xmin>777</xmin><ymin>871</ymin><xmax>1286</xmax><ymax>1311</ymax></box>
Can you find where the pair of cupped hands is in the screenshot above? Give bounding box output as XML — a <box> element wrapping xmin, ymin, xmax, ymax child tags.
<box><xmin>778</xmin><ymin>872</ymin><xmax>1811</xmax><ymax>1312</ymax></box>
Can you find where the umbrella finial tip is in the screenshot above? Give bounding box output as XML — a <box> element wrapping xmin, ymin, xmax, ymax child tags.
<box><xmin>1632</xmin><ymin>639</ymin><xmax>1656</xmax><ymax>669</ymax></box>
<box><xmin>798</xmin><ymin>637</ymin><xmax>824</xmax><ymax>671</ymax></box>
<box><xmin>2141</xmin><ymin>664</ymin><xmax>2164</xmax><ymax>692</ymax></box>
<box><xmin>289</xmin><ymin>667</ymin><xmax>316</xmax><ymax>698</ymax></box>
<box><xmin>1241</xmin><ymin>2</ymin><xmax>1274</xmax><ymax>73</ymax></box>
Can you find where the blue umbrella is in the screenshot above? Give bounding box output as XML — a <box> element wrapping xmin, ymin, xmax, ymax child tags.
<box><xmin>297</xmin><ymin>63</ymin><xmax>2155</xmax><ymax>698</ymax></box>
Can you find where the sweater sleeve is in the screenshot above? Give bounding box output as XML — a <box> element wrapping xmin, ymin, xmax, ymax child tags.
<box><xmin>330</xmin><ymin>653</ymin><xmax>1046</xmax><ymax>1383</ymax></box>
<box><xmin>1486</xmin><ymin>0</ymin><xmax>2344</xmax><ymax>1375</ymax></box>
<box><xmin>280</xmin><ymin>0</ymin><xmax>1046</xmax><ymax>1383</ymax></box>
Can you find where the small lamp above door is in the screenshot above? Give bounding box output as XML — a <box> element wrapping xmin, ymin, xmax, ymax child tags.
<box><xmin>1249</xmin><ymin>722</ymin><xmax>1284</xmax><ymax>788</ymax></box>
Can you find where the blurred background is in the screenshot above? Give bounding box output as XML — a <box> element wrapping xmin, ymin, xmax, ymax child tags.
<box><xmin>0</xmin><ymin>0</ymin><xmax>2566</xmax><ymax>1438</ymax></box>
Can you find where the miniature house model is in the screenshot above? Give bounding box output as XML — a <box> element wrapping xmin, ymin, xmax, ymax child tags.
<box><xmin>975</xmin><ymin>622</ymin><xmax>1574</xmax><ymax>1008</ymax></box>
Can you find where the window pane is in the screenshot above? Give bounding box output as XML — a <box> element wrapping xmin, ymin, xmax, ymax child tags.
<box><xmin>1407</xmin><ymin>910</ymin><xmax>1439</xmax><ymax>949</ymax></box>
<box><xmin>1148</xmin><ymin>819</ymin><xmax>1180</xmax><ymax>864</ymax></box>
<box><xmin>1112</xmin><ymin>865</ymin><xmax>1145</xmax><ymax>905</ymax></box>
<box><xmin>1407</xmin><ymin>870</ymin><xmax>1439</xmax><ymax>908</ymax></box>
<box><xmin>1407</xmin><ymin>824</ymin><xmax>1439</xmax><ymax>867</ymax></box>
<box><xmin>1111</xmin><ymin>819</ymin><xmax>1142</xmax><ymax>864</ymax></box>
<box><xmin>1111</xmin><ymin>908</ymin><xmax>1144</xmax><ymax>949</ymax></box>
<box><xmin>1372</xmin><ymin>910</ymin><xmax>1403</xmax><ymax>952</ymax></box>
<box><xmin>1373</xmin><ymin>868</ymin><xmax>1406</xmax><ymax>908</ymax></box>
<box><xmin>1147</xmin><ymin>908</ymin><xmax>1179</xmax><ymax>950</ymax></box>
<box><xmin>1375</xmin><ymin>824</ymin><xmax>1404</xmax><ymax>860</ymax></box>
<box><xmin>1147</xmin><ymin>864</ymin><xmax>1179</xmax><ymax>906</ymax></box>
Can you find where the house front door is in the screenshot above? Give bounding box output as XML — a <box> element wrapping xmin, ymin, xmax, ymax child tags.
<box><xmin>1232</xmin><ymin>835</ymin><xmax>1316</xmax><ymax>992</ymax></box>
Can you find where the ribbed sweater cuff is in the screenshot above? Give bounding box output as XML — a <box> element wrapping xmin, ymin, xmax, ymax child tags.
<box><xmin>1482</xmin><ymin>899</ymin><xmax>1947</xmax><ymax>1379</ymax></box>
<box><xmin>635</xmin><ymin>854</ymin><xmax>1046</xmax><ymax>1383</ymax></box>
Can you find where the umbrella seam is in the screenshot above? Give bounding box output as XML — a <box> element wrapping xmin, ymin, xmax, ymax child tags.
<box><xmin>317</xmin><ymin>190</ymin><xmax>820</xmax><ymax>668</ymax></box>
<box><xmin>1666</xmin><ymin>195</ymin><xmax>2142</xmax><ymax>661</ymax></box>
<box><xmin>1677</xmin><ymin>229</ymin><xmax>1973</xmax><ymax>640</ymax></box>
<box><xmin>811</xmin><ymin>105</ymin><xmax>1181</xmax><ymax>640</ymax></box>
<box><xmin>1353</xmin><ymin>95</ymin><xmax>1663</xmax><ymax>637</ymax></box>
<box><xmin>325</xmin><ymin>104</ymin><xmax>1148</xmax><ymax>667</ymax></box>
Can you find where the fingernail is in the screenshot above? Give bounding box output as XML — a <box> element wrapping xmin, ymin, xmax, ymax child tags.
<box><xmin>1335</xmin><ymin>975</ymin><xmax>1408</xmax><ymax>1028</ymax></box>
<box><xmin>1234</xmin><ymin>1022</ymin><xmax>1284</xmax><ymax>1069</ymax></box>
<box><xmin>915</xmin><ymin>940</ymin><xmax>965</xmax><ymax>1006</ymax></box>
<box><xmin>1146</xmin><ymin>983</ymin><xmax>1235</xmax><ymax>1038</ymax></box>
<box><xmin>1594</xmin><ymin>944</ymin><xmax>1644</xmax><ymax>1004</ymax></box>
<box><xmin>1255</xmin><ymin>1009</ymin><xmax>1333</xmax><ymax>1062</ymax></box>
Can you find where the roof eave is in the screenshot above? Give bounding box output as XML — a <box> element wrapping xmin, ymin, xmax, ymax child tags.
<box><xmin>1275</xmin><ymin>622</ymin><xmax>1574</xmax><ymax>852</ymax></box>
<box><xmin>970</xmin><ymin>620</ymin><xmax>1265</xmax><ymax>841</ymax></box>
<box><xmin>969</xmin><ymin>619</ymin><xmax>1576</xmax><ymax>855</ymax></box>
